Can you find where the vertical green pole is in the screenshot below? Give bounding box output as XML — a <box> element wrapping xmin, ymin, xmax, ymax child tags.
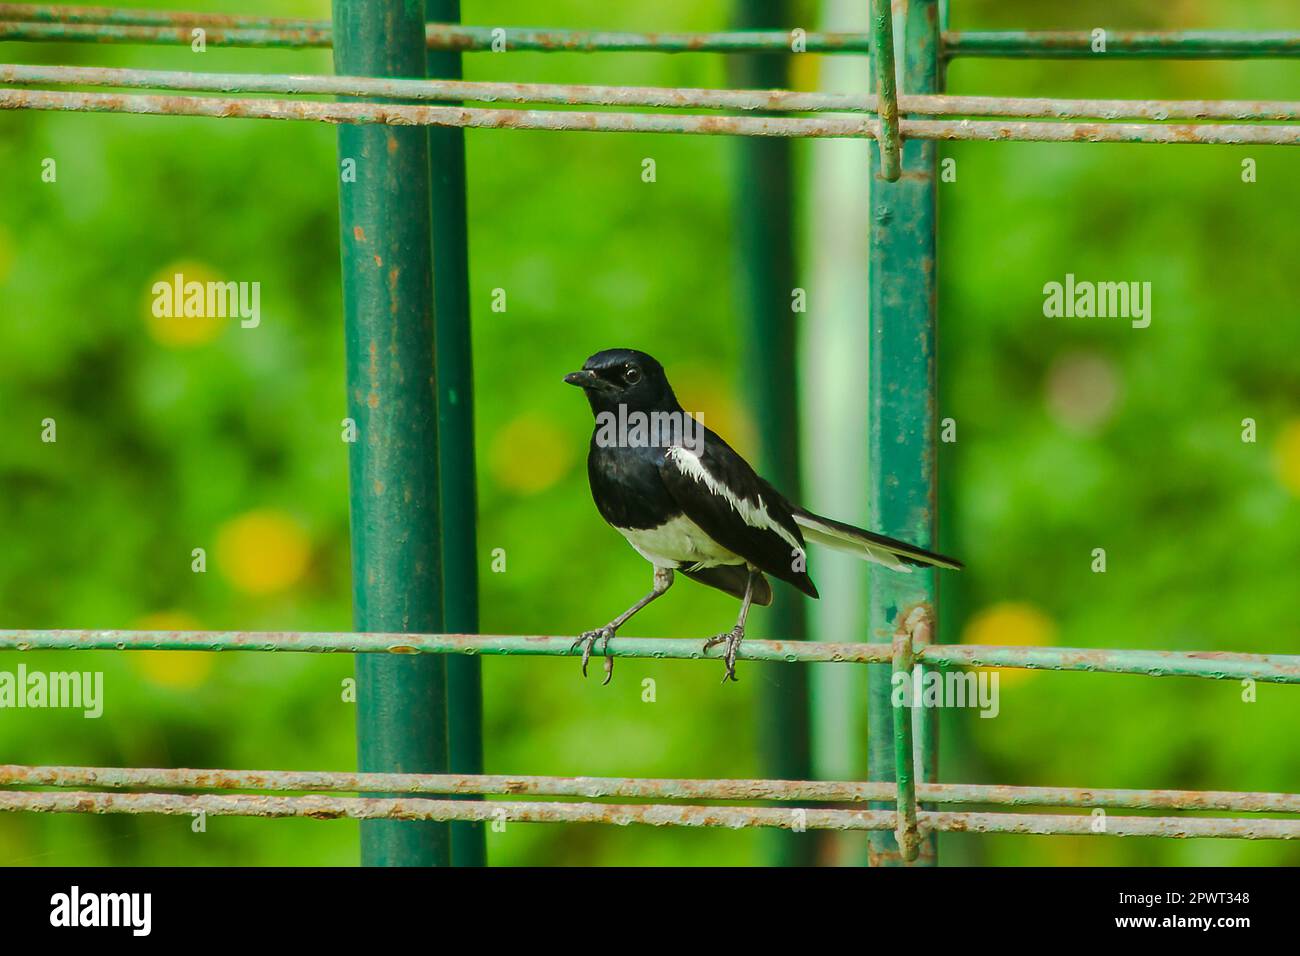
<box><xmin>866</xmin><ymin>0</ymin><xmax>940</xmax><ymax>868</ymax></box>
<box><xmin>731</xmin><ymin>0</ymin><xmax>815</xmax><ymax>868</ymax></box>
<box><xmin>333</xmin><ymin>0</ymin><xmax>449</xmax><ymax>867</ymax></box>
<box><xmin>425</xmin><ymin>0</ymin><xmax>486</xmax><ymax>869</ymax></box>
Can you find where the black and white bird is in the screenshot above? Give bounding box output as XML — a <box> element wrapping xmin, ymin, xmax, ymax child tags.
<box><xmin>564</xmin><ymin>348</ymin><xmax>962</xmax><ymax>684</ymax></box>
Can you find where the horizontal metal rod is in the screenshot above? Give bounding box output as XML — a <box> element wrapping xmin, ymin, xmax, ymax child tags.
<box><xmin>5</xmin><ymin>764</ymin><xmax>1299</xmax><ymax>813</ymax></box>
<box><xmin>1</xmin><ymin>88</ymin><xmax>1296</xmax><ymax>146</ymax></box>
<box><xmin>945</xmin><ymin>30</ymin><xmax>1300</xmax><ymax>60</ymax></box>
<box><xmin>0</xmin><ymin>4</ymin><xmax>302</xmax><ymax>28</ymax></box>
<box><xmin>2</xmin><ymin>629</ymin><xmax>1299</xmax><ymax>683</ymax></box>
<box><xmin>1</xmin><ymin>9</ymin><xmax>1297</xmax><ymax>59</ymax></box>
<box><xmin>2</xmin><ymin>789</ymin><xmax>1296</xmax><ymax>838</ymax></box>
<box><xmin>5</xmin><ymin>64</ymin><xmax>1296</xmax><ymax>123</ymax></box>
<box><xmin>0</xmin><ymin>17</ymin><xmax>869</xmax><ymax>53</ymax></box>
<box><xmin>7</xmin><ymin>628</ymin><xmax>880</xmax><ymax>662</ymax></box>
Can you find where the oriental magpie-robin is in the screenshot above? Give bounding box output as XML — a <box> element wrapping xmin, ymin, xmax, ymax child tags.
<box><xmin>564</xmin><ymin>348</ymin><xmax>962</xmax><ymax>684</ymax></box>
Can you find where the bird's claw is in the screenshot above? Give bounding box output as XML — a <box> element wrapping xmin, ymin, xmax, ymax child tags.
<box><xmin>703</xmin><ymin>625</ymin><xmax>745</xmax><ymax>683</ymax></box>
<box><xmin>572</xmin><ymin>625</ymin><xmax>616</xmax><ymax>685</ymax></box>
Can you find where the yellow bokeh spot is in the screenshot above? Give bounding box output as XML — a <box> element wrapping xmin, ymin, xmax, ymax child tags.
<box><xmin>490</xmin><ymin>411</ymin><xmax>573</xmax><ymax>494</ymax></box>
<box><xmin>1274</xmin><ymin>419</ymin><xmax>1300</xmax><ymax>497</ymax></box>
<box><xmin>145</xmin><ymin>259</ymin><xmax>227</xmax><ymax>347</ymax></box>
<box><xmin>961</xmin><ymin>601</ymin><xmax>1057</xmax><ymax>686</ymax></box>
<box><xmin>216</xmin><ymin>509</ymin><xmax>311</xmax><ymax>596</ymax></box>
<box><xmin>790</xmin><ymin>50</ymin><xmax>820</xmax><ymax>92</ymax></box>
<box><xmin>130</xmin><ymin>611</ymin><xmax>214</xmax><ymax>689</ymax></box>
<box><xmin>669</xmin><ymin>366</ymin><xmax>756</xmax><ymax>460</ymax></box>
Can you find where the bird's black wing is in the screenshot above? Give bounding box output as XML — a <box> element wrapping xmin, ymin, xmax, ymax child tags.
<box><xmin>658</xmin><ymin>433</ymin><xmax>818</xmax><ymax>599</ymax></box>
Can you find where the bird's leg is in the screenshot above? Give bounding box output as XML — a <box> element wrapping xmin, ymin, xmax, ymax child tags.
<box><xmin>572</xmin><ymin>567</ymin><xmax>673</xmax><ymax>685</ymax></box>
<box><xmin>702</xmin><ymin>568</ymin><xmax>756</xmax><ymax>683</ymax></box>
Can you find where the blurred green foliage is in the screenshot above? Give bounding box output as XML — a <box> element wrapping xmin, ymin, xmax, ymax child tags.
<box><xmin>0</xmin><ymin>0</ymin><xmax>1298</xmax><ymax>866</ymax></box>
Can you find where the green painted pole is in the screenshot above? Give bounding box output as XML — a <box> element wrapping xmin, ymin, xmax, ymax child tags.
<box><xmin>731</xmin><ymin>0</ymin><xmax>815</xmax><ymax>868</ymax></box>
<box><xmin>866</xmin><ymin>0</ymin><xmax>940</xmax><ymax>868</ymax></box>
<box><xmin>332</xmin><ymin>0</ymin><xmax>449</xmax><ymax>867</ymax></box>
<box><xmin>425</xmin><ymin>0</ymin><xmax>485</xmax><ymax>870</ymax></box>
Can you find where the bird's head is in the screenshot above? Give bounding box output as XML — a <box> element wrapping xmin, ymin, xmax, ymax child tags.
<box><xmin>564</xmin><ymin>348</ymin><xmax>680</xmax><ymax>416</ymax></box>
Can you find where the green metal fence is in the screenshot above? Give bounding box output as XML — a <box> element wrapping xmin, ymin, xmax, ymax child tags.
<box><xmin>2</xmin><ymin>1</ymin><xmax>1299</xmax><ymax>867</ymax></box>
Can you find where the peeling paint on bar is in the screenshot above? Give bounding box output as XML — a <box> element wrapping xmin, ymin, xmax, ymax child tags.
<box><xmin>1</xmin><ymin>790</ymin><xmax>1296</xmax><ymax>838</ymax></box>
<box><xmin>4</xmin><ymin>64</ymin><xmax>1299</xmax><ymax>122</ymax></box>
<box><xmin>5</xmin><ymin>765</ymin><xmax>1300</xmax><ymax>813</ymax></box>
<box><xmin>1</xmin><ymin>629</ymin><xmax>1299</xmax><ymax>683</ymax></box>
<box><xmin>1</xmin><ymin>88</ymin><xmax>1297</xmax><ymax>145</ymax></box>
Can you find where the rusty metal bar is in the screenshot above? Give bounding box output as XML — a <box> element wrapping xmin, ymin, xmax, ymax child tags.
<box><xmin>3</xmin><ymin>88</ymin><xmax>1298</xmax><ymax>145</ymax></box>
<box><xmin>0</xmin><ymin>4</ymin><xmax>287</xmax><ymax>26</ymax></box>
<box><xmin>2</xmin><ymin>9</ymin><xmax>1297</xmax><ymax>60</ymax></box>
<box><xmin>891</xmin><ymin>615</ymin><xmax>920</xmax><ymax>860</ymax></box>
<box><xmin>868</xmin><ymin>0</ymin><xmax>900</xmax><ymax>181</ymax></box>
<box><xmin>0</xmin><ymin>628</ymin><xmax>885</xmax><ymax>661</ymax></box>
<box><xmin>3</xmin><ymin>789</ymin><xmax>1297</xmax><ymax>839</ymax></box>
<box><xmin>944</xmin><ymin>30</ymin><xmax>1300</xmax><ymax>60</ymax></box>
<box><xmin>0</xmin><ymin>16</ymin><xmax>871</xmax><ymax>53</ymax></box>
<box><xmin>8</xmin><ymin>64</ymin><xmax>1300</xmax><ymax>123</ymax></box>
<box><xmin>6</xmin><ymin>765</ymin><xmax>1300</xmax><ymax>813</ymax></box>
<box><xmin>3</xmin><ymin>629</ymin><xmax>1300</xmax><ymax>683</ymax></box>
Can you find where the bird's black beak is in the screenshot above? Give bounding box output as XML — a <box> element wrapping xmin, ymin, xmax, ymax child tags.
<box><xmin>564</xmin><ymin>369</ymin><xmax>604</xmax><ymax>390</ymax></box>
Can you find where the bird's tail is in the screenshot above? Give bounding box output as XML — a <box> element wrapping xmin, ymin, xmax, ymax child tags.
<box><xmin>791</xmin><ymin>507</ymin><xmax>963</xmax><ymax>573</ymax></box>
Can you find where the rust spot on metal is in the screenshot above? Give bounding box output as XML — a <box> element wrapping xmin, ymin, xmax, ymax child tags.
<box><xmin>353</xmin><ymin>225</ymin><xmax>366</xmax><ymax>242</ymax></box>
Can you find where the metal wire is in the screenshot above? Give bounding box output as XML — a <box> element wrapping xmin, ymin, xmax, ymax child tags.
<box><xmin>945</xmin><ymin>30</ymin><xmax>1300</xmax><ymax>59</ymax></box>
<box><xmin>1</xmin><ymin>8</ymin><xmax>1297</xmax><ymax>59</ymax></box>
<box><xmin>5</xmin><ymin>64</ymin><xmax>1298</xmax><ymax>123</ymax></box>
<box><xmin>6</xmin><ymin>765</ymin><xmax>1299</xmax><ymax>813</ymax></box>
<box><xmin>0</xmin><ymin>16</ymin><xmax>868</xmax><ymax>53</ymax></box>
<box><xmin>2</xmin><ymin>629</ymin><xmax>1299</xmax><ymax>683</ymax></box>
<box><xmin>2</xmin><ymin>88</ymin><xmax>1298</xmax><ymax>145</ymax></box>
<box><xmin>3</xmin><ymin>789</ymin><xmax>1297</xmax><ymax>838</ymax></box>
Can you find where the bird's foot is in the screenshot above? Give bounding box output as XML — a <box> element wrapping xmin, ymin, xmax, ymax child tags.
<box><xmin>702</xmin><ymin>624</ymin><xmax>745</xmax><ymax>683</ymax></box>
<box><xmin>571</xmin><ymin>625</ymin><xmax>617</xmax><ymax>685</ymax></box>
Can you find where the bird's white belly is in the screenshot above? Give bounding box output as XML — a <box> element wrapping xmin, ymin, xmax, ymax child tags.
<box><xmin>617</xmin><ymin>515</ymin><xmax>741</xmax><ymax>570</ymax></box>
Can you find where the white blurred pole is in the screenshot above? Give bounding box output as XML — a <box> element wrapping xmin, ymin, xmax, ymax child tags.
<box><xmin>799</xmin><ymin>0</ymin><xmax>872</xmax><ymax>795</ymax></box>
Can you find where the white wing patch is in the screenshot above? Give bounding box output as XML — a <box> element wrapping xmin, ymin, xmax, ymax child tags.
<box><xmin>665</xmin><ymin>446</ymin><xmax>803</xmax><ymax>554</ymax></box>
<box><xmin>618</xmin><ymin>514</ymin><xmax>740</xmax><ymax>571</ymax></box>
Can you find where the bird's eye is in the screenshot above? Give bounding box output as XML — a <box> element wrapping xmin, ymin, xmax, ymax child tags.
<box><xmin>624</xmin><ymin>366</ymin><xmax>642</xmax><ymax>385</ymax></box>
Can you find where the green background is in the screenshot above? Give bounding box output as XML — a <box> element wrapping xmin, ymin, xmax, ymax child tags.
<box><xmin>1</xmin><ymin>0</ymin><xmax>1298</xmax><ymax>865</ymax></box>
